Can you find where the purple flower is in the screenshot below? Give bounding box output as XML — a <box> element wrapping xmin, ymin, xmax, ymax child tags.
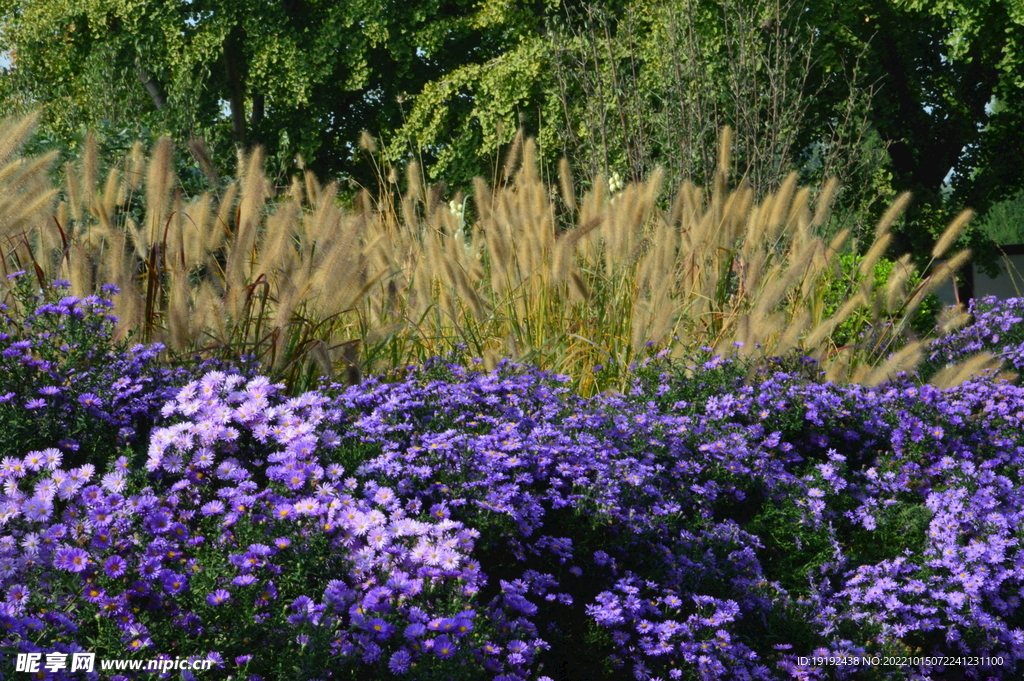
<box><xmin>78</xmin><ymin>393</ymin><xmax>103</xmax><ymax>408</ymax></box>
<box><xmin>206</xmin><ymin>590</ymin><xmax>231</xmax><ymax>606</ymax></box>
<box><xmin>161</xmin><ymin>572</ymin><xmax>188</xmax><ymax>595</ymax></box>
<box><xmin>6</xmin><ymin>584</ymin><xmax>29</xmax><ymax>609</ymax></box>
<box><xmin>388</xmin><ymin>649</ymin><xmax>412</xmax><ymax>674</ymax></box>
<box><xmin>54</xmin><ymin>547</ymin><xmax>90</xmax><ymax>573</ymax></box>
<box><xmin>433</xmin><ymin>634</ymin><xmax>456</xmax><ymax>659</ymax></box>
<box><xmin>104</xmin><ymin>556</ymin><xmax>127</xmax><ymax>578</ymax></box>
<box><xmin>22</xmin><ymin>497</ymin><xmax>52</xmax><ymax>522</ymax></box>
<box><xmin>201</xmin><ymin>500</ymin><xmax>225</xmax><ymax>516</ymax></box>
<box><xmin>404</xmin><ymin>623</ymin><xmax>426</xmax><ymax>639</ymax></box>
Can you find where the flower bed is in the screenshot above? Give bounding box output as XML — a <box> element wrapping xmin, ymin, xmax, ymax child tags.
<box><xmin>2</xmin><ymin>284</ymin><xmax>1024</xmax><ymax>680</ymax></box>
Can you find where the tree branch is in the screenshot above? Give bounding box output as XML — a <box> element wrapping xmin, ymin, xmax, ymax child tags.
<box><xmin>136</xmin><ymin>67</ymin><xmax>166</xmax><ymax>110</ymax></box>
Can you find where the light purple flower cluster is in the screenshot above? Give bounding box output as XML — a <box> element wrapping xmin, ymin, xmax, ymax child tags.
<box><xmin>928</xmin><ymin>295</ymin><xmax>1024</xmax><ymax>372</ymax></box>
<box><xmin>0</xmin><ymin>277</ymin><xmax>257</xmax><ymax>470</ymax></box>
<box><xmin>0</xmin><ymin>370</ymin><xmax>497</xmax><ymax>679</ymax></box>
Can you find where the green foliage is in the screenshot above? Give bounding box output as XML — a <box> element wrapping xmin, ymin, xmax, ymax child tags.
<box><xmin>818</xmin><ymin>254</ymin><xmax>943</xmax><ymax>348</ymax></box>
<box><xmin>0</xmin><ymin>0</ymin><xmax>541</xmax><ymax>191</ymax></box>
<box><xmin>978</xmin><ymin>188</ymin><xmax>1024</xmax><ymax>245</ymax></box>
<box><xmin>391</xmin><ymin>37</ymin><xmax>560</xmax><ymax>189</ymax></box>
<box><xmin>745</xmin><ymin>491</ymin><xmax>836</xmax><ymax>596</ymax></box>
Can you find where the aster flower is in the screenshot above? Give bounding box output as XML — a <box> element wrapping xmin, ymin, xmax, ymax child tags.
<box><xmin>54</xmin><ymin>547</ymin><xmax>90</xmax><ymax>573</ymax></box>
<box><xmin>104</xmin><ymin>555</ymin><xmax>128</xmax><ymax>578</ymax></box>
<box><xmin>206</xmin><ymin>590</ymin><xmax>231</xmax><ymax>606</ymax></box>
<box><xmin>433</xmin><ymin>634</ymin><xmax>456</xmax><ymax>659</ymax></box>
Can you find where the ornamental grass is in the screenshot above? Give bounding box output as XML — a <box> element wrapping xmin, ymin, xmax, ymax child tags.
<box><xmin>0</xmin><ymin>115</ymin><xmax>992</xmax><ymax>396</ymax></box>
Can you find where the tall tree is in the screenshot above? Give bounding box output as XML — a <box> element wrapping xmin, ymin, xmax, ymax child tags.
<box><xmin>0</xmin><ymin>0</ymin><xmax>542</xmax><ymax>187</ymax></box>
<box><xmin>828</xmin><ymin>0</ymin><xmax>1024</xmax><ymax>260</ymax></box>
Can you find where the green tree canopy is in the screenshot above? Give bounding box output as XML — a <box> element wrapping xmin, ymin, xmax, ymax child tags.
<box><xmin>394</xmin><ymin>0</ymin><xmax>1024</xmax><ymax>265</ymax></box>
<box><xmin>0</xmin><ymin>0</ymin><xmax>548</xmax><ymax>187</ymax></box>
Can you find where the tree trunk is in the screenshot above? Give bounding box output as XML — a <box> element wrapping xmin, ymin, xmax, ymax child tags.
<box><xmin>251</xmin><ymin>93</ymin><xmax>264</xmax><ymax>128</ymax></box>
<box><xmin>223</xmin><ymin>26</ymin><xmax>247</xmax><ymax>146</ymax></box>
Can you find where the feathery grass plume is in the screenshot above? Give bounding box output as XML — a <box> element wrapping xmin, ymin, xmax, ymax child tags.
<box><xmin>358</xmin><ymin>130</ymin><xmax>377</xmax><ymax>154</ymax></box>
<box><xmin>0</xmin><ymin>114</ymin><xmax>39</xmax><ymax>167</ymax></box>
<box><xmin>307</xmin><ymin>340</ymin><xmax>334</xmax><ymax>380</ymax></box>
<box><xmin>95</xmin><ymin>167</ymin><xmax>119</xmax><ymax>233</ymax></box>
<box><xmin>874</xmin><ymin>191</ymin><xmax>911</xmax><ymax>239</ymax></box>
<box><xmin>37</xmin><ymin>216</ymin><xmax>61</xmax><ymax>280</ymax></box>
<box><xmin>312</xmin><ymin>239</ymin><xmax>364</xmax><ymax>321</ymax></box>
<box><xmin>569</xmin><ymin>271</ymin><xmax>590</xmax><ymax>303</ymax></box>
<box><xmin>115</xmin><ymin>286</ymin><xmax>145</xmax><ymax>343</ymax></box>
<box><xmin>929</xmin><ymin>352</ymin><xmax>1003</xmax><ymax>389</ymax></box>
<box><xmin>68</xmin><ymin>243</ymin><xmax>93</xmax><ymax>299</ymax></box>
<box><xmin>936</xmin><ymin>306</ymin><xmax>970</xmax><ymax>335</ymax></box>
<box><xmin>195</xmin><ymin>280</ymin><xmax>226</xmax><ymax>346</ymax></box>
<box><xmin>144</xmin><ymin>137</ymin><xmax>175</xmax><ymax>249</ymax></box>
<box><xmin>165</xmin><ymin>192</ymin><xmax>187</xmax><ymax>274</ymax></box>
<box><xmin>797</xmin><ymin>239</ymin><xmax>831</xmax><ymax>303</ymax></box>
<box><xmin>101</xmin><ymin>229</ymin><xmax>129</xmax><ymax>291</ymax></box>
<box><xmin>63</xmin><ymin>163</ymin><xmax>82</xmax><ymax>223</ymax></box>
<box><xmin>188</xmin><ymin>138</ymin><xmax>219</xmax><ymax>188</ymax></box>
<box><xmin>167</xmin><ymin>263</ymin><xmax>191</xmax><ymax>352</ymax></box>
<box><xmin>931</xmin><ymin>208</ymin><xmax>972</xmax><ymax>260</ymax></box>
<box><xmin>426</xmin><ymin>185</ymin><xmax>446</xmax><ymax>227</ymax></box>
<box><xmin>884</xmin><ymin>254</ymin><xmax>913</xmax><ymax>313</ymax></box>
<box><xmin>811</xmin><ymin>177</ymin><xmax>839</xmax><ymax>228</ymax></box>
<box><xmin>900</xmin><ymin>249</ymin><xmax>971</xmax><ymax>324</ymax></box>
<box><xmin>80</xmin><ymin>134</ymin><xmax>98</xmax><ymax>216</ymax></box>
<box><xmin>863</xmin><ymin>340</ymin><xmax>923</xmax><ymax>386</ymax></box>
<box><xmin>122</xmin><ymin>141</ymin><xmax>146</xmax><ymax>195</ymax></box>
<box><xmin>208</xmin><ymin>182</ymin><xmax>237</xmax><ymax>259</ymax></box>
<box><xmin>751</xmin><ymin>238</ymin><xmax>818</xmax><ymax>322</ymax></box>
<box><xmin>803</xmin><ymin>292</ymin><xmax>867</xmax><ymax>353</ymax></box>
<box><xmin>126</xmin><ymin>216</ymin><xmax>148</xmax><ymax>263</ymax></box>
<box><xmin>774</xmin><ymin>309</ymin><xmax>810</xmax><ymax>357</ymax></box>
<box><xmin>519</xmin><ymin>136</ymin><xmax>541</xmax><ymax>189</ymax></box>
<box><xmin>825</xmin><ymin>228</ymin><xmax>849</xmax><ymax>260</ymax></box>
<box><xmin>502</xmin><ymin>127</ymin><xmax>525</xmax><ymax>183</ymax></box>
<box><xmin>715</xmin><ymin>125</ymin><xmax>733</xmax><ymax>200</ymax></box>
<box><xmin>0</xmin><ymin>157</ymin><xmax>58</xmax><ymax>246</ymax></box>
<box><xmin>858</xmin><ymin>232</ymin><xmax>892</xmax><ymax>280</ymax></box>
<box><xmin>253</xmin><ymin>197</ymin><xmax>297</xmax><ymax>283</ymax></box>
<box><xmin>754</xmin><ymin>184</ymin><xmax>786</xmax><ymax>249</ymax></box>
<box><xmin>559</xmin><ymin>157</ymin><xmax>576</xmax><ymax>212</ymax></box>
<box><xmin>182</xmin><ymin>194</ymin><xmax>212</xmax><ymax>272</ymax></box>
<box><xmin>405</xmin><ymin>161</ymin><xmax>424</xmax><ymax>204</ymax></box>
<box><xmin>4</xmin><ymin>117</ymin><xmax>990</xmax><ymax>397</ymax></box>
<box><xmin>789</xmin><ymin>186</ymin><xmax>813</xmax><ymax>250</ymax></box>
<box><xmin>225</xmin><ymin>147</ymin><xmax>270</xmax><ymax>299</ymax></box>
<box><xmin>768</xmin><ymin>172</ymin><xmax>798</xmax><ymax>232</ymax></box>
